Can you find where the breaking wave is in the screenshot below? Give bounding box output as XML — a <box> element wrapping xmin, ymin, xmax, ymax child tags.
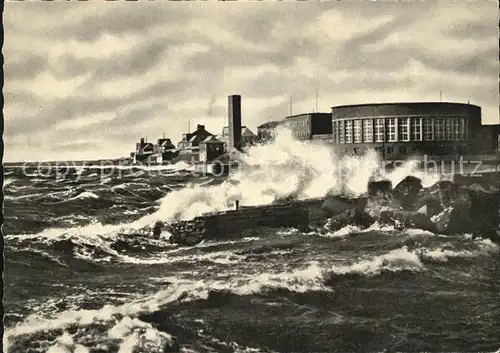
<box><xmin>5</xmin><ymin>128</ymin><xmax>499</xmax><ymax>353</ymax></box>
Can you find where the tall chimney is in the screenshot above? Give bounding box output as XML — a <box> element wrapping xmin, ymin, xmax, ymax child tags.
<box><xmin>228</xmin><ymin>95</ymin><xmax>242</xmax><ymax>151</ymax></box>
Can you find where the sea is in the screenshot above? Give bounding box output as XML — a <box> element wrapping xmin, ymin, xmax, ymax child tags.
<box><xmin>3</xmin><ymin>134</ymin><xmax>500</xmax><ymax>353</ymax></box>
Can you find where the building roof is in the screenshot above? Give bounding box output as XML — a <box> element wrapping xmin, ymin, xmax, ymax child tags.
<box><xmin>201</xmin><ymin>135</ymin><xmax>220</xmax><ymax>143</ymax></box>
<box><xmin>222</xmin><ymin>126</ymin><xmax>255</xmax><ymax>133</ymax></box>
<box><xmin>182</xmin><ymin>127</ymin><xmax>215</xmax><ymax>144</ymax></box>
<box><xmin>331</xmin><ymin>102</ymin><xmax>480</xmax><ymax>110</ymax></box>
<box><xmin>257</xmin><ymin>121</ymin><xmax>281</xmax><ymax>129</ymax></box>
<box><xmin>284</xmin><ymin>112</ymin><xmax>330</xmax><ymax>119</ymax></box>
<box><xmin>242</xmin><ymin>127</ymin><xmax>256</xmax><ymax>137</ymax></box>
<box><xmin>220</xmin><ymin>126</ymin><xmax>257</xmax><ymax>140</ymax></box>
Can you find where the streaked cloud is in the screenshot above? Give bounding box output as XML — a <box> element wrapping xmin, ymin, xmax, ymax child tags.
<box><xmin>4</xmin><ymin>1</ymin><xmax>498</xmax><ymax>162</ymax></box>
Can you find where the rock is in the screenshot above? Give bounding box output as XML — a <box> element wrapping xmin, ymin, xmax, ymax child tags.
<box><xmin>416</xmin><ymin>197</ymin><xmax>443</xmax><ymax>218</ymax></box>
<box><xmin>379</xmin><ymin>210</ymin><xmax>437</xmax><ymax>233</ymax></box>
<box><xmin>324</xmin><ymin>208</ymin><xmax>373</xmax><ymax>232</ymax></box>
<box><xmin>392</xmin><ymin>176</ymin><xmax>422</xmax><ymax>210</ymax></box>
<box><xmin>367</xmin><ymin>180</ymin><xmax>393</xmax><ymax>198</ymax></box>
<box><xmin>364</xmin><ymin>179</ymin><xmax>402</xmax><ymax>218</ymax></box>
<box><xmin>379</xmin><ymin>210</ymin><xmax>404</xmax><ymax>230</ymax></box>
<box><xmin>364</xmin><ymin>196</ymin><xmax>401</xmax><ymax>219</ymax></box>
<box><xmin>365</xmin><ymin>199</ymin><xmax>401</xmax><ymax>219</ymax></box>
<box><xmin>468</xmin><ymin>190</ymin><xmax>500</xmax><ymax>239</ymax></box>
<box><xmin>433</xmin><ymin>203</ymin><xmax>474</xmax><ymax>235</ymax></box>
<box><xmin>414</xmin><ymin>188</ymin><xmax>431</xmax><ymax>209</ymax></box>
<box><xmin>454</xmin><ymin>173</ymin><xmax>500</xmax><ymax>191</ymax></box>
<box><xmin>435</xmin><ymin>180</ymin><xmax>459</xmax><ymax>207</ymax></box>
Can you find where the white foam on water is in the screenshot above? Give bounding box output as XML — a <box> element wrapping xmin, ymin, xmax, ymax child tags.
<box><xmin>45</xmin><ymin>332</ymin><xmax>90</xmax><ymax>353</ymax></box>
<box><xmin>115</xmin><ymin>249</ymin><xmax>247</xmax><ymax>266</ymax></box>
<box><xmin>419</xmin><ymin>247</ymin><xmax>478</xmax><ymax>262</ymax></box>
<box><xmin>5</xmin><ymin>192</ymin><xmax>45</xmax><ymax>201</ymax></box>
<box><xmin>405</xmin><ymin>228</ymin><xmax>436</xmax><ymax>237</ymax></box>
<box><xmin>476</xmin><ymin>238</ymin><xmax>500</xmax><ymax>254</ymax></box>
<box><xmin>70</xmin><ymin>162</ymin><xmax>193</xmax><ymax>172</ymax></box>
<box><xmin>332</xmin><ymin>246</ymin><xmax>424</xmax><ymax>276</ymax></box>
<box><xmin>4</xmin><ymin>260</ymin><xmax>328</xmax><ymax>350</ymax></box>
<box><xmin>418</xmin><ymin>239</ymin><xmax>499</xmax><ymax>262</ymax></box>
<box><xmin>4</xmin><ymin>177</ymin><xmax>16</xmax><ymax>188</ymax></box>
<box><xmin>362</xmin><ymin>222</ymin><xmax>397</xmax><ymax>233</ymax></box>
<box><xmin>6</xmin><ymin>128</ymin><xmax>447</xmax><ymax>265</ymax></box>
<box><xmin>321</xmin><ymin>225</ymin><xmax>363</xmax><ymax>238</ymax></box>
<box><xmin>69</xmin><ymin>191</ymin><xmax>100</xmax><ymax>201</ymax></box>
<box><xmin>9</xmin><ymin>234</ymin><xmax>494</xmax><ymax>351</ymax></box>
<box><xmin>107</xmin><ymin>316</ymin><xmax>173</xmax><ymax>353</ymax></box>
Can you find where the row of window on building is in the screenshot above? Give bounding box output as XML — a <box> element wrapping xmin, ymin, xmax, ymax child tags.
<box><xmin>342</xmin><ymin>145</ymin><xmax>419</xmax><ymax>155</ymax></box>
<box><xmin>283</xmin><ymin>119</ymin><xmax>309</xmax><ymax>128</ymax></box>
<box><xmin>341</xmin><ymin>144</ymin><xmax>463</xmax><ymax>156</ymax></box>
<box><xmin>334</xmin><ymin>117</ymin><xmax>469</xmax><ymax>144</ymax></box>
<box><xmin>281</xmin><ymin>118</ymin><xmax>310</xmax><ymax>140</ymax></box>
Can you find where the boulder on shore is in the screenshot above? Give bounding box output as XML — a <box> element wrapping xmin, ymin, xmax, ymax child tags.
<box><xmin>416</xmin><ymin>197</ymin><xmax>443</xmax><ymax>218</ymax></box>
<box><xmin>365</xmin><ymin>180</ymin><xmax>401</xmax><ymax>218</ymax></box>
<box><xmin>433</xmin><ymin>203</ymin><xmax>475</xmax><ymax>235</ymax></box>
<box><xmin>392</xmin><ymin>176</ymin><xmax>423</xmax><ymax>210</ymax></box>
<box><xmin>468</xmin><ymin>189</ymin><xmax>499</xmax><ymax>239</ymax></box>
<box><xmin>434</xmin><ymin>180</ymin><xmax>460</xmax><ymax>207</ymax></box>
<box><xmin>320</xmin><ymin>174</ymin><xmax>499</xmax><ymax>242</ymax></box>
<box><xmin>367</xmin><ymin>180</ymin><xmax>393</xmax><ymax>197</ymax></box>
<box><xmin>324</xmin><ymin>208</ymin><xmax>373</xmax><ymax>233</ymax></box>
<box><xmin>379</xmin><ymin>210</ymin><xmax>438</xmax><ymax>233</ymax></box>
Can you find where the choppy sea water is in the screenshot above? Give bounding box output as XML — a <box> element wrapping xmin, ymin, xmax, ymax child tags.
<box><xmin>4</xmin><ymin>136</ymin><xmax>500</xmax><ymax>353</ymax></box>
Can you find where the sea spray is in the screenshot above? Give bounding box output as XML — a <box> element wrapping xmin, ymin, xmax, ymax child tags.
<box><xmin>145</xmin><ymin>129</ymin><xmax>441</xmax><ymax>223</ymax></box>
<box><xmin>7</xmin><ymin>129</ymin><xmax>443</xmax><ymax>245</ymax></box>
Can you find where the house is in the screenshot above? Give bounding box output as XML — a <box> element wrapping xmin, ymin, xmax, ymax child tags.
<box><xmin>220</xmin><ymin>126</ymin><xmax>258</xmax><ymax>148</ymax></box>
<box><xmin>199</xmin><ymin>135</ymin><xmax>225</xmax><ymax>163</ymax></box>
<box><xmin>177</xmin><ymin>124</ymin><xmax>215</xmax><ymax>162</ymax></box>
<box><xmin>155</xmin><ymin>137</ymin><xmax>178</xmax><ymax>161</ymax></box>
<box><xmin>133</xmin><ymin>137</ymin><xmax>154</xmax><ymax>163</ymax></box>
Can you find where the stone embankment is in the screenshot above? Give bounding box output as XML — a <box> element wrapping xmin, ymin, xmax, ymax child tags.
<box><xmin>322</xmin><ymin>172</ymin><xmax>499</xmax><ymax>241</ymax></box>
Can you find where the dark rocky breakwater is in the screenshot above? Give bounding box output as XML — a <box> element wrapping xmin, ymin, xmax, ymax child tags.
<box><xmin>322</xmin><ymin>172</ymin><xmax>500</xmax><ymax>242</ymax></box>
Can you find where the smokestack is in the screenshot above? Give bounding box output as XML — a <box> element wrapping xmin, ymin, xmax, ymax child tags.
<box><xmin>228</xmin><ymin>95</ymin><xmax>242</xmax><ymax>151</ymax></box>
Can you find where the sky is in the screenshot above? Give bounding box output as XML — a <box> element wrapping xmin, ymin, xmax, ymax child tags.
<box><xmin>4</xmin><ymin>1</ymin><xmax>499</xmax><ymax>162</ymax></box>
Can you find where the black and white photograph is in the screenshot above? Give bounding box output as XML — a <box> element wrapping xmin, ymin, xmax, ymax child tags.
<box><xmin>2</xmin><ymin>1</ymin><xmax>500</xmax><ymax>352</ymax></box>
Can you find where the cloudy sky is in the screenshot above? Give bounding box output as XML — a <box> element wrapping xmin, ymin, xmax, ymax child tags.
<box><xmin>4</xmin><ymin>1</ymin><xmax>499</xmax><ymax>162</ymax></box>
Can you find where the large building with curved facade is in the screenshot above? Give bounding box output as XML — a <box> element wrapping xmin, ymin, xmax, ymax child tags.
<box><xmin>331</xmin><ymin>102</ymin><xmax>497</xmax><ymax>159</ymax></box>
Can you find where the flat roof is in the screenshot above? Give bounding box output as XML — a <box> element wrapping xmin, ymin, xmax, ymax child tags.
<box><xmin>285</xmin><ymin>112</ymin><xmax>330</xmax><ymax>119</ymax></box>
<box><xmin>331</xmin><ymin>102</ymin><xmax>480</xmax><ymax>109</ymax></box>
<box><xmin>257</xmin><ymin>121</ymin><xmax>281</xmax><ymax>128</ymax></box>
